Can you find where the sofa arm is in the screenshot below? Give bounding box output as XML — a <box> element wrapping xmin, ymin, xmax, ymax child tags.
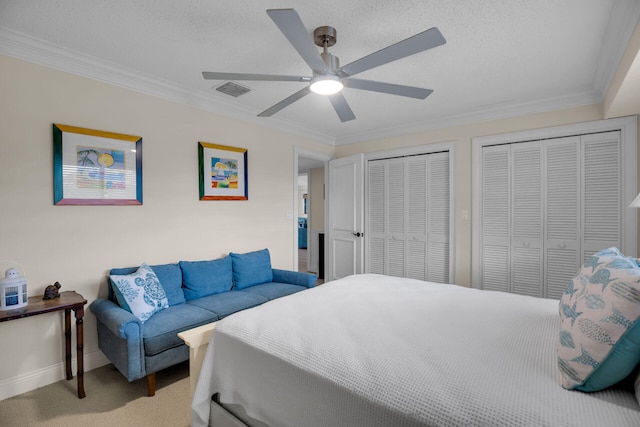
<box><xmin>90</xmin><ymin>298</ymin><xmax>142</xmax><ymax>339</ymax></box>
<box><xmin>272</xmin><ymin>269</ymin><xmax>317</xmax><ymax>288</ymax></box>
<box><xmin>90</xmin><ymin>298</ymin><xmax>146</xmax><ymax>382</ymax></box>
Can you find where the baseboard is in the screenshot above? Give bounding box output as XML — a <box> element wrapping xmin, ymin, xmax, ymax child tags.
<box><xmin>0</xmin><ymin>350</ymin><xmax>110</xmax><ymax>400</ymax></box>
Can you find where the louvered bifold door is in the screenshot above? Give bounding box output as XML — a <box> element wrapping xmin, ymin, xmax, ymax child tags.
<box><xmin>367</xmin><ymin>160</ymin><xmax>386</xmax><ymax>274</ymax></box>
<box><xmin>481</xmin><ymin>145</ymin><xmax>511</xmax><ymax>292</ymax></box>
<box><xmin>544</xmin><ymin>137</ymin><xmax>581</xmax><ymax>299</ymax></box>
<box><xmin>581</xmin><ymin>131</ymin><xmax>621</xmax><ymax>260</ymax></box>
<box><xmin>386</xmin><ymin>159</ymin><xmax>406</xmax><ymax>277</ymax></box>
<box><xmin>426</xmin><ymin>152</ymin><xmax>450</xmax><ymax>283</ymax></box>
<box><xmin>510</xmin><ymin>142</ymin><xmax>543</xmax><ymax>297</ymax></box>
<box><xmin>406</xmin><ymin>155</ymin><xmax>428</xmax><ymax>280</ymax></box>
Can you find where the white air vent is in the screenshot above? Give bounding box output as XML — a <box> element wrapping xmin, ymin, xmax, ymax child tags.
<box><xmin>215</xmin><ymin>81</ymin><xmax>251</xmax><ymax>97</ymax></box>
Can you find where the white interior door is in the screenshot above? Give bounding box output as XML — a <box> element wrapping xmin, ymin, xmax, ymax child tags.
<box><xmin>328</xmin><ymin>154</ymin><xmax>364</xmax><ymax>280</ymax></box>
<box><xmin>480</xmin><ymin>144</ymin><xmax>511</xmax><ymax>292</ymax></box>
<box><xmin>367</xmin><ymin>152</ymin><xmax>451</xmax><ymax>283</ymax></box>
<box><xmin>510</xmin><ymin>141</ymin><xmax>543</xmax><ymax>297</ymax></box>
<box><xmin>544</xmin><ymin>137</ymin><xmax>580</xmax><ymax>299</ymax></box>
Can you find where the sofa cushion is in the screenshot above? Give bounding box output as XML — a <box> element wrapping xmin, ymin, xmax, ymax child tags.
<box><xmin>110</xmin><ymin>263</ymin><xmax>169</xmax><ymax>323</ymax></box>
<box><xmin>110</xmin><ymin>263</ymin><xmax>185</xmax><ymax>306</ymax></box>
<box><xmin>143</xmin><ymin>303</ymin><xmax>218</xmax><ymax>356</ymax></box>
<box><xmin>240</xmin><ymin>282</ymin><xmax>307</xmax><ymax>300</ymax></box>
<box><xmin>180</xmin><ymin>257</ymin><xmax>233</xmax><ymax>300</ymax></box>
<box><xmin>557</xmin><ymin>247</ymin><xmax>640</xmax><ymax>391</ymax></box>
<box><xmin>230</xmin><ymin>248</ymin><xmax>273</xmax><ymax>289</ymax></box>
<box><xmin>147</xmin><ymin>263</ymin><xmax>185</xmax><ymax>306</ymax></box>
<box><xmin>187</xmin><ymin>290</ymin><xmax>268</xmax><ymax>319</ymax></box>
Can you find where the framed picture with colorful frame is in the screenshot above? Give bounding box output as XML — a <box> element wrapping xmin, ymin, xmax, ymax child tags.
<box><xmin>53</xmin><ymin>124</ymin><xmax>142</xmax><ymax>205</ymax></box>
<box><xmin>198</xmin><ymin>142</ymin><xmax>248</xmax><ymax>200</ymax></box>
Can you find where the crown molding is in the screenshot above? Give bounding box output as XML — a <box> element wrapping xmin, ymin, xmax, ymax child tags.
<box><xmin>592</xmin><ymin>1</ymin><xmax>640</xmax><ymax>99</ymax></box>
<box><xmin>0</xmin><ymin>26</ymin><xmax>336</xmax><ymax>146</ymax></box>
<box><xmin>334</xmin><ymin>89</ymin><xmax>602</xmax><ymax>146</ymax></box>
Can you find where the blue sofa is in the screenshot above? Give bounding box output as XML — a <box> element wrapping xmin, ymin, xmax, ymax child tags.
<box><xmin>90</xmin><ymin>249</ymin><xmax>316</xmax><ymax>396</ymax></box>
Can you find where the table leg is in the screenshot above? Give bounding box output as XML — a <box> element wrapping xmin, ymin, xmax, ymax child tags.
<box><xmin>64</xmin><ymin>308</ymin><xmax>72</xmax><ymax>380</ymax></box>
<box><xmin>74</xmin><ymin>306</ymin><xmax>86</xmax><ymax>399</ymax></box>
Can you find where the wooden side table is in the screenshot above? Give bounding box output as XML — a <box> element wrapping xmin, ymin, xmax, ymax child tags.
<box><xmin>0</xmin><ymin>291</ymin><xmax>87</xmax><ymax>398</ymax></box>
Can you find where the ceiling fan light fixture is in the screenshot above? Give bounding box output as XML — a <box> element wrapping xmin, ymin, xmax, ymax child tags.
<box><xmin>310</xmin><ymin>75</ymin><xmax>343</xmax><ymax>95</ymax></box>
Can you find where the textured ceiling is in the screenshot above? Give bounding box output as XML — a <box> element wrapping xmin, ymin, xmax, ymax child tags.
<box><xmin>1</xmin><ymin>1</ymin><xmax>639</xmax><ymax>145</ymax></box>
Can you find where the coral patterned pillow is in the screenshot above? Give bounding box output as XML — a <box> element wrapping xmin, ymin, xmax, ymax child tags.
<box><xmin>110</xmin><ymin>263</ymin><xmax>169</xmax><ymax>323</ymax></box>
<box><xmin>557</xmin><ymin>247</ymin><xmax>640</xmax><ymax>391</ymax></box>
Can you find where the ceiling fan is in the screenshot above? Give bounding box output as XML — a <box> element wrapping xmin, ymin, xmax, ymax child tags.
<box><xmin>203</xmin><ymin>9</ymin><xmax>446</xmax><ymax>122</ymax></box>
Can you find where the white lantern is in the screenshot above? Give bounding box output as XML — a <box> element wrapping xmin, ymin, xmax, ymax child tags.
<box><xmin>0</xmin><ymin>268</ymin><xmax>28</xmax><ymax>310</ymax></box>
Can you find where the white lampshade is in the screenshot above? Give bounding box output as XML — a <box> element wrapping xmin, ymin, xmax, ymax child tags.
<box><xmin>629</xmin><ymin>192</ymin><xmax>640</xmax><ymax>208</ymax></box>
<box><xmin>310</xmin><ymin>75</ymin><xmax>343</xmax><ymax>95</ymax></box>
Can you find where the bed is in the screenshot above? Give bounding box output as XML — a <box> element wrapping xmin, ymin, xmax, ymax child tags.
<box><xmin>191</xmin><ymin>273</ymin><xmax>640</xmax><ymax>427</ymax></box>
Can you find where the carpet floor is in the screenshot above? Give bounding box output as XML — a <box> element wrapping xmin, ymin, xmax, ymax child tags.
<box><xmin>0</xmin><ymin>362</ymin><xmax>191</xmax><ymax>427</ymax></box>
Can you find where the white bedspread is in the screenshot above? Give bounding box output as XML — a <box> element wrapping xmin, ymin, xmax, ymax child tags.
<box><xmin>192</xmin><ymin>274</ymin><xmax>640</xmax><ymax>427</ymax></box>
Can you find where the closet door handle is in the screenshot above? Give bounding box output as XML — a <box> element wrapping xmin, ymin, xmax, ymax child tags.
<box><xmin>351</xmin><ymin>232</ymin><xmax>363</xmax><ymax>237</ymax></box>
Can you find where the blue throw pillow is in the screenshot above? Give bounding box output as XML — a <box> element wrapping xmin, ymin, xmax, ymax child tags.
<box><xmin>230</xmin><ymin>249</ymin><xmax>273</xmax><ymax>289</ymax></box>
<box><xmin>179</xmin><ymin>257</ymin><xmax>233</xmax><ymax>300</ymax></box>
<box><xmin>110</xmin><ymin>263</ymin><xmax>169</xmax><ymax>323</ymax></box>
<box><xmin>557</xmin><ymin>247</ymin><xmax>640</xmax><ymax>391</ymax></box>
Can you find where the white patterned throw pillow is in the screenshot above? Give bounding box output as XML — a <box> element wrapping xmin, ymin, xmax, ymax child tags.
<box><xmin>557</xmin><ymin>247</ymin><xmax>640</xmax><ymax>391</ymax></box>
<box><xmin>110</xmin><ymin>263</ymin><xmax>169</xmax><ymax>323</ymax></box>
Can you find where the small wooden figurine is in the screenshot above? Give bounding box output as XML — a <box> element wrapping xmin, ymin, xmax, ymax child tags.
<box><xmin>43</xmin><ymin>282</ymin><xmax>61</xmax><ymax>300</ymax></box>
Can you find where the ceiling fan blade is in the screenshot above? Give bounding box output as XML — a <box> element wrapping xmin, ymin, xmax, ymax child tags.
<box><xmin>258</xmin><ymin>86</ymin><xmax>311</xmax><ymax>117</ymax></box>
<box><xmin>328</xmin><ymin>92</ymin><xmax>356</xmax><ymax>122</ymax></box>
<box><xmin>203</xmin><ymin>71</ymin><xmax>309</xmax><ymax>82</ymax></box>
<box><xmin>266</xmin><ymin>9</ymin><xmax>329</xmax><ymax>74</ymax></box>
<box><xmin>344</xmin><ymin>78</ymin><xmax>433</xmax><ymax>99</ymax></box>
<box><xmin>338</xmin><ymin>27</ymin><xmax>446</xmax><ymax>77</ymax></box>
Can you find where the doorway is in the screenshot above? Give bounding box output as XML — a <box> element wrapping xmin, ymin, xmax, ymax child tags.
<box><xmin>294</xmin><ymin>148</ymin><xmax>331</xmax><ymax>280</ymax></box>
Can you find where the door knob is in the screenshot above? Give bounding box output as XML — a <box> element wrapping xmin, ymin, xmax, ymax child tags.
<box><xmin>351</xmin><ymin>232</ymin><xmax>363</xmax><ymax>237</ymax></box>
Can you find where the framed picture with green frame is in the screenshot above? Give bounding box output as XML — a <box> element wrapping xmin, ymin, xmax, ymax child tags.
<box><xmin>198</xmin><ymin>141</ymin><xmax>248</xmax><ymax>200</ymax></box>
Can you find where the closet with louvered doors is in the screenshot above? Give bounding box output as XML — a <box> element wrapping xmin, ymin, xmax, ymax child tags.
<box><xmin>367</xmin><ymin>151</ymin><xmax>450</xmax><ymax>283</ymax></box>
<box><xmin>479</xmin><ymin>131</ymin><xmax>621</xmax><ymax>299</ymax></box>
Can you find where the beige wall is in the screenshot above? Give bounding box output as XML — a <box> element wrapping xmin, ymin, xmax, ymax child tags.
<box><xmin>1</xmin><ymin>49</ymin><xmax>638</xmax><ymax>398</ymax></box>
<box><xmin>0</xmin><ymin>55</ymin><xmax>330</xmax><ymax>396</ymax></box>
<box><xmin>335</xmin><ymin>104</ymin><xmax>607</xmax><ymax>286</ymax></box>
